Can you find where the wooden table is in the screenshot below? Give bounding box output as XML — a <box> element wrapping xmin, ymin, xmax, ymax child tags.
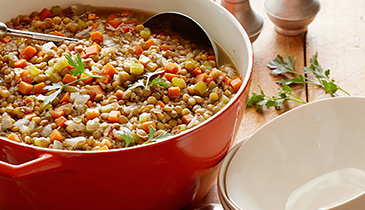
<box><xmin>192</xmin><ymin>0</ymin><xmax>365</xmax><ymax>208</ymax></box>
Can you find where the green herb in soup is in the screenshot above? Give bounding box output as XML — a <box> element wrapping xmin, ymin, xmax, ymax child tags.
<box><xmin>0</xmin><ymin>5</ymin><xmax>241</xmax><ymax>151</ymax></box>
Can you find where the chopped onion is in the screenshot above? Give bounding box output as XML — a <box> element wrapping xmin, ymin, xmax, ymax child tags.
<box><xmin>42</xmin><ymin>42</ymin><xmax>57</xmax><ymax>52</ymax></box>
<box><xmin>65</xmin><ymin>120</ymin><xmax>86</xmax><ymax>131</ymax></box>
<box><xmin>74</xmin><ymin>94</ymin><xmax>90</xmax><ymax>104</ymax></box>
<box><xmin>1</xmin><ymin>113</ymin><xmax>12</xmax><ymax>130</ymax></box>
<box><xmin>14</xmin><ymin>119</ymin><xmax>30</xmax><ymax>127</ymax></box>
<box><xmin>19</xmin><ymin>125</ymin><xmax>30</xmax><ymax>134</ymax></box>
<box><xmin>40</xmin><ymin>125</ymin><xmax>53</xmax><ymax>137</ymax></box>
<box><xmin>53</xmin><ymin>140</ymin><xmax>64</xmax><ymax>150</ymax></box>
<box><xmin>65</xmin><ymin>137</ymin><xmax>86</xmax><ymax>147</ymax></box>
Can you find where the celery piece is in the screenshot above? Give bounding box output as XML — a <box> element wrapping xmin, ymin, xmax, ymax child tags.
<box><xmin>26</xmin><ymin>66</ymin><xmax>41</xmax><ymax>76</ymax></box>
<box><xmin>53</xmin><ymin>57</ymin><xmax>69</xmax><ymax>73</ymax></box>
<box><xmin>172</xmin><ymin>77</ymin><xmax>186</xmax><ymax>88</ymax></box>
<box><xmin>130</xmin><ymin>63</ymin><xmax>144</xmax><ymax>75</ymax></box>
<box><xmin>145</xmin><ymin>62</ymin><xmax>157</xmax><ymax>72</ymax></box>
<box><xmin>195</xmin><ymin>81</ymin><xmax>208</xmax><ymax>95</ymax></box>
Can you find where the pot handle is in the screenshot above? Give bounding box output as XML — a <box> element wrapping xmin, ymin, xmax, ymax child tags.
<box><xmin>0</xmin><ymin>153</ymin><xmax>61</xmax><ymax>181</ymax></box>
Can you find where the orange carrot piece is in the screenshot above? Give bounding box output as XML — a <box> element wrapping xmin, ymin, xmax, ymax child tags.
<box><xmin>161</xmin><ymin>44</ymin><xmax>172</xmax><ymax>51</ymax></box>
<box><xmin>156</xmin><ymin>100</ymin><xmax>165</xmax><ymax>108</ymax></box>
<box><xmin>223</xmin><ymin>77</ymin><xmax>232</xmax><ymax>85</ymax></box>
<box><xmin>85</xmin><ymin>109</ymin><xmax>100</xmax><ymax>120</ymax></box>
<box><xmin>107</xmin><ymin>14</ymin><xmax>118</xmax><ymax>20</ymax></box>
<box><xmin>165</xmin><ymin>62</ymin><xmax>179</xmax><ymax>74</ymax></box>
<box><xmin>15</xmin><ymin>59</ymin><xmax>29</xmax><ymax>68</ymax></box>
<box><xmin>8</xmin><ymin>133</ymin><xmax>22</xmax><ymax>143</ymax></box>
<box><xmin>39</xmin><ymin>8</ymin><xmax>53</xmax><ymax>20</ymax></box>
<box><xmin>23</xmin><ymin>113</ymin><xmax>37</xmax><ymax>121</ymax></box>
<box><xmin>62</xmin><ymin>74</ymin><xmax>78</xmax><ymax>85</ymax></box>
<box><xmin>34</xmin><ymin>82</ymin><xmax>47</xmax><ymax>94</ymax></box>
<box><xmin>22</xmin><ymin>46</ymin><xmax>37</xmax><ymax>59</ymax></box>
<box><xmin>109</xmin><ymin>20</ymin><xmax>123</xmax><ymax>28</ymax></box>
<box><xmin>84</xmin><ymin>45</ymin><xmax>100</xmax><ymax>57</ymax></box>
<box><xmin>143</xmin><ymin>121</ymin><xmax>156</xmax><ymax>133</ymax></box>
<box><xmin>0</xmin><ymin>36</ymin><xmax>12</xmax><ymax>43</ymax></box>
<box><xmin>80</xmin><ymin>73</ymin><xmax>93</xmax><ymax>84</ymax></box>
<box><xmin>230</xmin><ymin>78</ymin><xmax>243</xmax><ymax>92</ymax></box>
<box><xmin>108</xmin><ymin>110</ymin><xmax>121</xmax><ymax>123</ymax></box>
<box><xmin>96</xmin><ymin>73</ymin><xmax>111</xmax><ymax>84</ymax></box>
<box><xmin>191</xmin><ymin>67</ymin><xmax>203</xmax><ymax>76</ymax></box>
<box><xmin>182</xmin><ymin>114</ymin><xmax>194</xmax><ymax>124</ymax></box>
<box><xmin>91</xmin><ymin>85</ymin><xmax>105</xmax><ymax>95</ymax></box>
<box><xmin>91</xmin><ymin>31</ymin><xmax>104</xmax><ymax>42</ymax></box>
<box><xmin>195</xmin><ymin>73</ymin><xmax>209</xmax><ymax>83</ymax></box>
<box><xmin>19</xmin><ymin>81</ymin><xmax>33</xmax><ymax>95</ymax></box>
<box><xmin>100</xmin><ymin>138</ymin><xmax>113</xmax><ymax>148</ymax></box>
<box><xmin>145</xmin><ymin>39</ymin><xmax>156</xmax><ymax>49</ymax></box>
<box><xmin>50</xmin><ymin>129</ymin><xmax>63</xmax><ymax>142</ymax></box>
<box><xmin>51</xmin><ymin>105</ymin><xmax>68</xmax><ymax>119</ymax></box>
<box><xmin>115</xmin><ymin>90</ymin><xmax>124</xmax><ymax>100</ymax></box>
<box><xmin>54</xmin><ymin>31</ymin><xmax>64</xmax><ymax>37</ymax></box>
<box><xmin>135</xmin><ymin>44</ymin><xmax>143</xmax><ymax>55</ymax></box>
<box><xmin>168</xmin><ymin>87</ymin><xmax>181</xmax><ymax>99</ymax></box>
<box><xmin>59</xmin><ymin>92</ymin><xmax>70</xmax><ymax>103</ymax></box>
<box><xmin>102</xmin><ymin>63</ymin><xmax>117</xmax><ymax>77</ymax></box>
<box><xmin>207</xmin><ymin>55</ymin><xmax>216</xmax><ymax>61</ymax></box>
<box><xmin>37</xmin><ymin>51</ymin><xmax>45</xmax><ymax>57</ymax></box>
<box><xmin>20</xmin><ymin>70</ymin><xmax>33</xmax><ymax>83</ymax></box>
<box><xmin>88</xmin><ymin>13</ymin><xmax>98</xmax><ymax>20</ymax></box>
<box><xmin>92</xmin><ymin>42</ymin><xmax>102</xmax><ymax>51</ymax></box>
<box><xmin>163</xmin><ymin>73</ymin><xmax>179</xmax><ymax>82</ymax></box>
<box><xmin>55</xmin><ymin>116</ymin><xmax>67</xmax><ymax>127</ymax></box>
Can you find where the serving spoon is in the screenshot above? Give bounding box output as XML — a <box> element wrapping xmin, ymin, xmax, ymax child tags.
<box><xmin>0</xmin><ymin>22</ymin><xmax>78</xmax><ymax>42</ymax></box>
<box><xmin>144</xmin><ymin>12</ymin><xmax>219</xmax><ymax>65</ymax></box>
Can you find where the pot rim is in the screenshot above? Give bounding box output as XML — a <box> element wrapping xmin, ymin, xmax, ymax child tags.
<box><xmin>0</xmin><ymin>0</ymin><xmax>253</xmax><ymax>154</ymax></box>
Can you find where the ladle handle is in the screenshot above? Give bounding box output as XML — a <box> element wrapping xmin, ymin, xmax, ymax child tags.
<box><xmin>0</xmin><ymin>21</ymin><xmax>78</xmax><ymax>42</ymax></box>
<box><xmin>320</xmin><ymin>191</ymin><xmax>365</xmax><ymax>210</ymax></box>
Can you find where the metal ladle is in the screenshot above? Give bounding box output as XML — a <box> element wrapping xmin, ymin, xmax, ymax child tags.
<box><xmin>144</xmin><ymin>12</ymin><xmax>219</xmax><ymax>65</ymax></box>
<box><xmin>0</xmin><ymin>22</ymin><xmax>78</xmax><ymax>42</ymax></box>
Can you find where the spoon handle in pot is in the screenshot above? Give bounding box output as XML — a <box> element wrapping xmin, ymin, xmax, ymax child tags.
<box><xmin>7</xmin><ymin>28</ymin><xmax>79</xmax><ymax>42</ymax></box>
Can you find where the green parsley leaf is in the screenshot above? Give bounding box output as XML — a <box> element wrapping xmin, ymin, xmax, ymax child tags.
<box><xmin>128</xmin><ymin>70</ymin><xmax>170</xmax><ymax>91</ymax></box>
<box><xmin>143</xmin><ymin>125</ymin><xmax>172</xmax><ymax>145</ymax></box>
<box><xmin>120</xmin><ymin>129</ymin><xmax>135</xmax><ymax>148</ymax></box>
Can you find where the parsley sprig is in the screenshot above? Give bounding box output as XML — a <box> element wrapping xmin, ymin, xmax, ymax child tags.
<box><xmin>120</xmin><ymin>125</ymin><xmax>172</xmax><ymax>148</ymax></box>
<box><xmin>127</xmin><ymin>70</ymin><xmax>170</xmax><ymax>91</ymax></box>
<box><xmin>247</xmin><ymin>52</ymin><xmax>350</xmax><ymax>112</ymax></box>
<box><xmin>42</xmin><ymin>53</ymin><xmax>104</xmax><ymax>107</ymax></box>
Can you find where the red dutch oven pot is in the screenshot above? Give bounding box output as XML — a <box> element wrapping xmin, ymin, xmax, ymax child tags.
<box><xmin>0</xmin><ymin>0</ymin><xmax>253</xmax><ymax>209</ymax></box>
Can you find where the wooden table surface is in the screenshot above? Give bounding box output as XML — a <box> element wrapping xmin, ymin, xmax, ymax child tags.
<box><xmin>192</xmin><ymin>0</ymin><xmax>365</xmax><ymax>208</ymax></box>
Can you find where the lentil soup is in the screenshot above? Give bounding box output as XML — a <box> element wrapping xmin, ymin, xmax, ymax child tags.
<box><xmin>0</xmin><ymin>5</ymin><xmax>242</xmax><ymax>151</ymax></box>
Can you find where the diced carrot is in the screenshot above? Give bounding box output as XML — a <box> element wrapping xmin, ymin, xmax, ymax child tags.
<box><xmin>102</xmin><ymin>63</ymin><xmax>117</xmax><ymax>77</ymax></box>
<box><xmin>145</xmin><ymin>39</ymin><xmax>156</xmax><ymax>49</ymax></box>
<box><xmin>19</xmin><ymin>81</ymin><xmax>33</xmax><ymax>95</ymax></box>
<box><xmin>232</xmin><ymin>76</ymin><xmax>243</xmax><ymax>80</ymax></box>
<box><xmin>168</xmin><ymin>86</ymin><xmax>181</xmax><ymax>99</ymax></box>
<box><xmin>100</xmin><ymin>138</ymin><xmax>113</xmax><ymax>149</ymax></box>
<box><xmin>96</xmin><ymin>73</ymin><xmax>111</xmax><ymax>84</ymax></box>
<box><xmin>23</xmin><ymin>113</ymin><xmax>37</xmax><ymax>121</ymax></box>
<box><xmin>161</xmin><ymin>44</ymin><xmax>172</xmax><ymax>51</ymax></box>
<box><xmin>20</xmin><ymin>70</ymin><xmax>33</xmax><ymax>83</ymax></box>
<box><xmin>37</xmin><ymin>51</ymin><xmax>45</xmax><ymax>57</ymax></box>
<box><xmin>84</xmin><ymin>44</ymin><xmax>100</xmax><ymax>57</ymax></box>
<box><xmin>54</xmin><ymin>31</ymin><xmax>64</xmax><ymax>37</ymax></box>
<box><xmin>92</xmin><ymin>42</ymin><xmax>102</xmax><ymax>51</ymax></box>
<box><xmin>55</xmin><ymin>116</ymin><xmax>67</xmax><ymax>127</ymax></box>
<box><xmin>135</xmin><ymin>44</ymin><xmax>143</xmax><ymax>55</ymax></box>
<box><xmin>62</xmin><ymin>74</ymin><xmax>78</xmax><ymax>85</ymax></box>
<box><xmin>108</xmin><ymin>110</ymin><xmax>121</xmax><ymax>123</ymax></box>
<box><xmin>207</xmin><ymin>55</ymin><xmax>216</xmax><ymax>61</ymax></box>
<box><xmin>163</xmin><ymin>73</ymin><xmax>179</xmax><ymax>82</ymax></box>
<box><xmin>230</xmin><ymin>78</ymin><xmax>243</xmax><ymax>92</ymax></box>
<box><xmin>79</xmin><ymin>51</ymin><xmax>87</xmax><ymax>59</ymax></box>
<box><xmin>99</xmin><ymin>145</ymin><xmax>109</xmax><ymax>150</ymax></box>
<box><xmin>191</xmin><ymin>67</ymin><xmax>203</xmax><ymax>76</ymax></box>
<box><xmin>182</xmin><ymin>114</ymin><xmax>194</xmax><ymax>124</ymax></box>
<box><xmin>39</xmin><ymin>8</ymin><xmax>53</xmax><ymax>20</ymax></box>
<box><xmin>80</xmin><ymin>73</ymin><xmax>93</xmax><ymax>84</ymax></box>
<box><xmin>91</xmin><ymin>85</ymin><xmax>105</xmax><ymax>95</ymax></box>
<box><xmin>91</xmin><ymin>31</ymin><xmax>104</xmax><ymax>42</ymax></box>
<box><xmin>121</xmin><ymin>24</ymin><xmax>135</xmax><ymax>33</ymax></box>
<box><xmin>51</xmin><ymin>105</ymin><xmax>68</xmax><ymax>119</ymax></box>
<box><xmin>142</xmin><ymin>121</ymin><xmax>156</xmax><ymax>133</ymax></box>
<box><xmin>34</xmin><ymin>82</ymin><xmax>47</xmax><ymax>94</ymax></box>
<box><xmin>50</xmin><ymin>129</ymin><xmax>63</xmax><ymax>142</ymax></box>
<box><xmin>22</xmin><ymin>46</ymin><xmax>37</xmax><ymax>59</ymax></box>
<box><xmin>85</xmin><ymin>108</ymin><xmax>100</xmax><ymax>120</ymax></box>
<box><xmin>223</xmin><ymin>77</ymin><xmax>232</xmax><ymax>85</ymax></box>
<box><xmin>121</xmin><ymin>10</ymin><xmax>132</xmax><ymax>17</ymax></box>
<box><xmin>7</xmin><ymin>133</ymin><xmax>22</xmax><ymax>143</ymax></box>
<box><xmin>88</xmin><ymin>13</ymin><xmax>98</xmax><ymax>20</ymax></box>
<box><xmin>107</xmin><ymin>14</ymin><xmax>118</xmax><ymax>20</ymax></box>
<box><xmin>0</xmin><ymin>36</ymin><xmax>12</xmax><ymax>43</ymax></box>
<box><xmin>31</xmin><ymin>16</ymin><xmax>41</xmax><ymax>22</ymax></box>
<box><xmin>165</xmin><ymin>62</ymin><xmax>179</xmax><ymax>74</ymax></box>
<box><xmin>59</xmin><ymin>92</ymin><xmax>70</xmax><ymax>103</ymax></box>
<box><xmin>156</xmin><ymin>100</ymin><xmax>165</xmax><ymax>108</ymax></box>
<box><xmin>115</xmin><ymin>90</ymin><xmax>124</xmax><ymax>100</ymax></box>
<box><xmin>109</xmin><ymin>20</ymin><xmax>123</xmax><ymax>28</ymax></box>
<box><xmin>195</xmin><ymin>73</ymin><xmax>209</xmax><ymax>83</ymax></box>
<box><xmin>86</xmin><ymin>100</ymin><xmax>93</xmax><ymax>108</ymax></box>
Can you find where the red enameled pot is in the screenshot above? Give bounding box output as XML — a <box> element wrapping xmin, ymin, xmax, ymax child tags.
<box><xmin>0</xmin><ymin>0</ymin><xmax>253</xmax><ymax>209</ymax></box>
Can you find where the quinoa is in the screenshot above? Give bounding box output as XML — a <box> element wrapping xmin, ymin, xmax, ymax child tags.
<box><xmin>0</xmin><ymin>5</ymin><xmax>242</xmax><ymax>151</ymax></box>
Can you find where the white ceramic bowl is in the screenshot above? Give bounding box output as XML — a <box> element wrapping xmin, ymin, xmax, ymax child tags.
<box><xmin>219</xmin><ymin>97</ymin><xmax>365</xmax><ymax>210</ymax></box>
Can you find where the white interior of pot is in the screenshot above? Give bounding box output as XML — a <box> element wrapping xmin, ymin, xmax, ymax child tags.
<box><xmin>225</xmin><ymin>97</ymin><xmax>365</xmax><ymax>210</ymax></box>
